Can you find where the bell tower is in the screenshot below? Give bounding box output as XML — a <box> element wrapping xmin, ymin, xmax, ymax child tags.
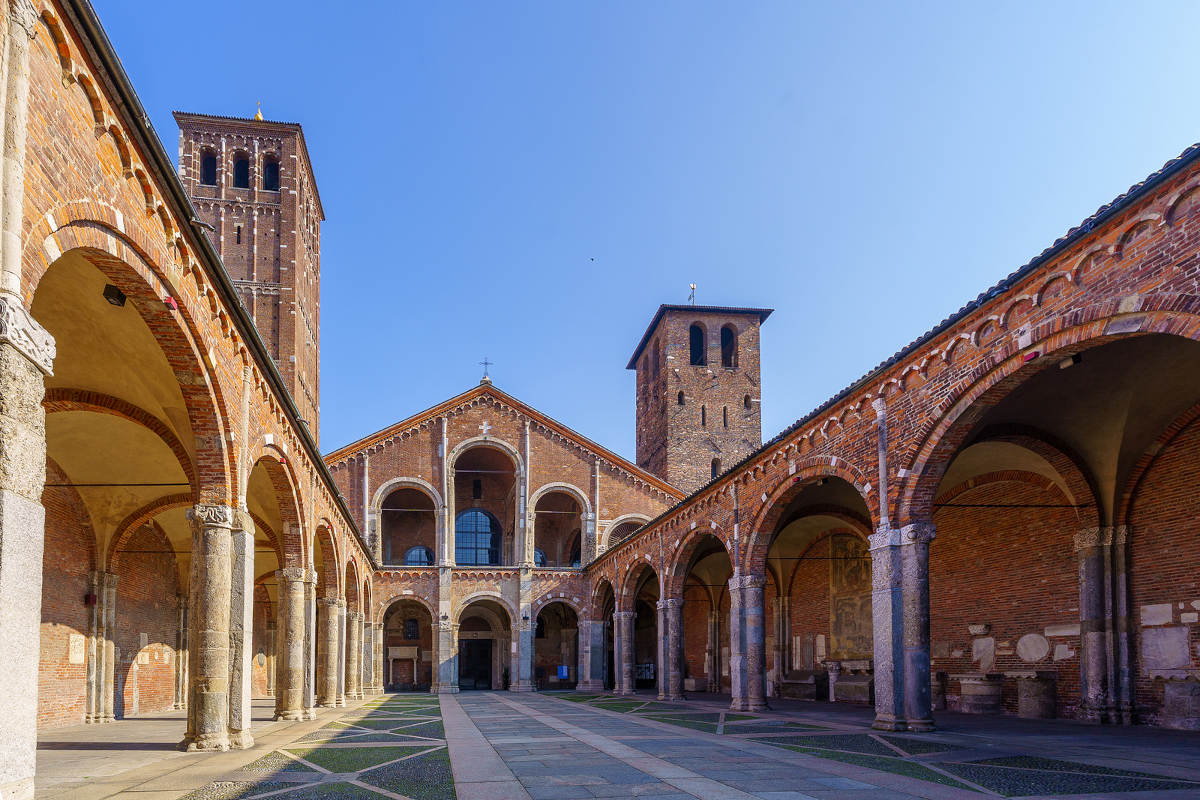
<box><xmin>175</xmin><ymin>108</ymin><xmax>324</xmax><ymax>441</ymax></box>
<box><xmin>629</xmin><ymin>304</ymin><xmax>772</xmax><ymax>494</ymax></box>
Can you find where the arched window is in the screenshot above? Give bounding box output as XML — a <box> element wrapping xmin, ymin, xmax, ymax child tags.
<box><xmin>199</xmin><ymin>151</ymin><xmax>217</xmax><ymax>186</ymax></box>
<box><xmin>711</xmin><ymin>458</ymin><xmax>721</xmax><ymax>479</ymax></box>
<box><xmin>455</xmin><ymin>509</ymin><xmax>500</xmax><ymax>566</ymax></box>
<box><xmin>233</xmin><ymin>155</ymin><xmax>250</xmax><ymax>189</ymax></box>
<box><xmin>721</xmin><ymin>324</ymin><xmax>738</xmax><ymax>368</ymax></box>
<box><xmin>403</xmin><ymin>546</ymin><xmax>434</xmax><ymax>566</ymax></box>
<box><xmin>723</xmin><ymin>406</ymin><xmax>728</xmax><ymax>429</ymax></box>
<box><xmin>689</xmin><ymin>324</ymin><xmax>706</xmax><ymax>365</ymax></box>
<box><xmin>743</xmin><ymin>394</ymin><xmax>752</xmax><ymax>410</ymax></box>
<box><xmin>534</xmin><ymin>548</ymin><xmax>547</xmax><ymax>567</ymax></box>
<box><xmin>262</xmin><ymin>155</ymin><xmax>280</xmax><ymax>191</ymax></box>
<box><xmin>677</xmin><ymin>391</ymin><xmax>685</xmax><ymax>406</ymax></box>
<box><xmin>701</xmin><ymin>405</ymin><xmax>707</xmax><ymax>427</ymax></box>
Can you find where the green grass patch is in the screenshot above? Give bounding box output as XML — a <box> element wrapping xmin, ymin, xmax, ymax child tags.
<box><xmin>940</xmin><ymin>762</ymin><xmax>1199</xmax><ymax>797</ymax></box>
<box><xmin>971</xmin><ymin>755</ymin><xmax>1197</xmax><ymax>780</ymax></box>
<box><xmin>286</xmin><ymin>745</ymin><xmax>421</xmax><ymax>773</ymax></box>
<box><xmin>753</xmin><ymin>733</ymin><xmax>896</xmax><ymax>756</ymax></box>
<box><xmin>393</xmin><ymin>719</ymin><xmax>445</xmax><ymax>738</ymax></box>
<box><xmin>721</xmin><ymin>721</ymin><xmax>823</xmax><ymax>734</ymax></box>
<box><xmin>359</xmin><ymin>747</ymin><xmax>456</xmax><ymax>800</ymax></box>
<box><xmin>642</xmin><ymin>715</ymin><xmax>719</xmax><ymax>733</ymax></box>
<box><xmin>286</xmin><ymin>782</ymin><xmax>393</xmax><ymax>799</ymax></box>
<box><xmin>590</xmin><ymin>700</ymin><xmax>645</xmax><ymax>713</ymax></box>
<box><xmin>880</xmin><ymin>735</ymin><xmax>963</xmax><ymax>755</ymax></box>
<box><xmin>782</xmin><ymin>746</ymin><xmax>977</xmax><ymax>791</ymax></box>
<box><xmin>178</xmin><ymin>780</ymin><xmax>299</xmax><ymax>800</ymax></box>
<box><xmin>240</xmin><ymin>751</ymin><xmax>314</xmax><ymax>772</ymax></box>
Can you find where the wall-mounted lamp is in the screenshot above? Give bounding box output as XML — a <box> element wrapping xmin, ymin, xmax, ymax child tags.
<box><xmin>103</xmin><ymin>284</ymin><xmax>126</xmax><ymax>307</ymax></box>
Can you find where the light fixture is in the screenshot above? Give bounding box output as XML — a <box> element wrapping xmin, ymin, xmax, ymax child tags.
<box><xmin>103</xmin><ymin>284</ymin><xmax>126</xmax><ymax>307</ymax></box>
<box><xmin>1059</xmin><ymin>353</ymin><xmax>1081</xmax><ymax>369</ymax></box>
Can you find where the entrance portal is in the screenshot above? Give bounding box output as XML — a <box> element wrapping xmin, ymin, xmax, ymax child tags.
<box><xmin>459</xmin><ymin>640</ymin><xmax>493</xmax><ymax>690</ymax></box>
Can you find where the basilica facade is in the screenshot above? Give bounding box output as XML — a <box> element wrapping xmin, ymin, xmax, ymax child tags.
<box><xmin>1</xmin><ymin>2</ymin><xmax>1200</xmax><ymax>799</ymax></box>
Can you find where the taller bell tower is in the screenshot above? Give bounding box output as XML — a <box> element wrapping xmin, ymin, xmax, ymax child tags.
<box><xmin>629</xmin><ymin>304</ymin><xmax>772</xmax><ymax>494</ymax></box>
<box><xmin>175</xmin><ymin>109</ymin><xmax>324</xmax><ymax>440</ymax></box>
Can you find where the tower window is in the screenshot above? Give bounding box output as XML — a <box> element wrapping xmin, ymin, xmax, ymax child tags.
<box><xmin>721</xmin><ymin>325</ymin><xmax>738</xmax><ymax>368</ymax></box>
<box><xmin>744</xmin><ymin>394</ymin><xmax>752</xmax><ymax>410</ymax></box>
<box><xmin>233</xmin><ymin>155</ymin><xmax>250</xmax><ymax>188</ymax></box>
<box><xmin>723</xmin><ymin>406</ymin><xmax>728</xmax><ymax>429</ymax></box>
<box><xmin>262</xmin><ymin>156</ymin><xmax>280</xmax><ymax>191</ymax></box>
<box><xmin>701</xmin><ymin>405</ymin><xmax>707</xmax><ymax>427</ymax></box>
<box><xmin>689</xmin><ymin>324</ymin><xmax>706</xmax><ymax>366</ymax></box>
<box><xmin>711</xmin><ymin>458</ymin><xmax>721</xmax><ymax>479</ymax></box>
<box><xmin>235</xmin><ymin>225</ymin><xmax>242</xmax><ymax>244</ymax></box>
<box><xmin>677</xmin><ymin>391</ymin><xmax>685</xmax><ymax>406</ymax></box>
<box><xmin>199</xmin><ymin>152</ymin><xmax>217</xmax><ymax>186</ymax></box>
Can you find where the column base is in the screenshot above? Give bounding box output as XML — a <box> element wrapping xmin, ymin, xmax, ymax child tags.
<box><xmin>302</xmin><ymin>708</ymin><xmax>317</xmax><ymax>720</ymax></box>
<box><xmin>905</xmin><ymin>717</ymin><xmax>936</xmax><ymax>732</ymax></box>
<box><xmin>747</xmin><ymin>700</ymin><xmax>768</xmax><ymax>712</ymax></box>
<box><xmin>336</xmin><ymin>695</ymin><xmax>346</xmax><ymax>707</ymax></box>
<box><xmin>667</xmin><ymin>693</ymin><xmax>684</xmax><ymax>701</ymax></box>
<box><xmin>437</xmin><ymin>685</ymin><xmax>460</xmax><ymax>694</ymax></box>
<box><xmin>180</xmin><ymin>733</ymin><xmax>231</xmax><ymax>752</ymax></box>
<box><xmin>508</xmin><ymin>683</ymin><xmax>534</xmax><ymax>693</ymax></box>
<box><xmin>576</xmin><ymin>680</ymin><xmax>603</xmax><ymax>692</ymax></box>
<box><xmin>317</xmin><ymin>701</ymin><xmax>337</xmax><ymax>708</ymax></box>
<box><xmin>274</xmin><ymin>710</ymin><xmax>306</xmax><ymax>721</ymax></box>
<box><xmin>729</xmin><ymin>699</ymin><xmax>747</xmax><ymax>711</ymax></box>
<box><xmin>228</xmin><ymin>730</ymin><xmax>255</xmax><ymax>749</ymax></box>
<box><xmin>871</xmin><ymin>714</ymin><xmax>907</xmax><ymax>731</ymax></box>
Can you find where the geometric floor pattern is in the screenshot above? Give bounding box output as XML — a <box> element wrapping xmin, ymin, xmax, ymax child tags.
<box><xmin>179</xmin><ymin>696</ymin><xmax>453</xmax><ymax>800</ymax></box>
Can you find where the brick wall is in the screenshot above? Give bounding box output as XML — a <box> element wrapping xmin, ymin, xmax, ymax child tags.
<box><xmin>38</xmin><ymin>461</ymin><xmax>95</xmax><ymax>728</ymax></box>
<box><xmin>113</xmin><ymin>524</ymin><xmax>180</xmax><ymax>718</ymax></box>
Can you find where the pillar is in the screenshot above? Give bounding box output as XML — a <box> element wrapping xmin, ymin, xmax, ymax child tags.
<box><xmin>510</xmin><ymin>616</ymin><xmax>533</xmax><ymax>692</ymax></box>
<box><xmin>743</xmin><ymin>575</ymin><xmax>767</xmax><ymax>711</ymax></box>
<box><xmin>336</xmin><ymin>602</ymin><xmax>347</xmax><ymax>705</ymax></box>
<box><xmin>577</xmin><ymin>619</ymin><xmax>603</xmax><ymax>691</ymax></box>
<box><xmin>180</xmin><ymin>504</ymin><xmax>234</xmax><ymax>751</ymax></box>
<box><xmin>900</xmin><ymin>522</ymin><xmax>935</xmax><ymax>732</ymax></box>
<box><xmin>0</xmin><ymin>53</ymin><xmax>54</xmax><ymax>795</ymax></box>
<box><xmin>1076</xmin><ymin>526</ymin><xmax>1121</xmax><ymax>724</ymax></box>
<box><xmin>274</xmin><ymin>566</ymin><xmax>307</xmax><ymax>720</ymax></box>
<box><xmin>772</xmin><ymin>595</ymin><xmax>789</xmax><ymax>696</ymax></box>
<box><xmin>437</xmin><ymin>616</ymin><xmax>459</xmax><ymax>693</ymax></box>
<box><xmin>665</xmin><ymin>598</ymin><xmax>683</xmax><ymax>700</ymax></box>
<box><xmin>728</xmin><ymin>576</ymin><xmax>746</xmax><ymax>710</ymax></box>
<box><xmin>368</xmin><ymin>621</ymin><xmax>383</xmax><ymax>695</ymax></box>
<box><xmin>361</xmin><ymin>615</ymin><xmax>372</xmax><ymax>694</ymax></box>
<box><xmin>303</xmin><ymin>572</ymin><xmax>317</xmax><ymax>718</ymax></box>
<box><xmin>317</xmin><ymin>598</ymin><xmax>341</xmax><ymax>706</ymax></box>
<box><xmin>228</xmin><ymin>512</ymin><xmax>255</xmax><ymax>748</ymax></box>
<box><xmin>99</xmin><ymin>572</ymin><xmax>118</xmax><ymax>723</ymax></box>
<box><xmin>173</xmin><ymin>594</ymin><xmax>188</xmax><ymax>709</ymax></box>
<box><xmin>264</xmin><ymin>621</ymin><xmax>275</xmax><ymax>697</ymax></box>
<box><xmin>615</xmin><ymin>610</ymin><xmax>635</xmax><ymax>694</ymax></box>
<box><xmin>706</xmin><ymin>608</ymin><xmax>720</xmax><ymax>693</ymax></box>
<box><xmin>870</xmin><ymin>527</ymin><xmax>905</xmax><ymax>730</ymax></box>
<box><xmin>346</xmin><ymin>610</ymin><xmax>362</xmax><ymax>700</ymax></box>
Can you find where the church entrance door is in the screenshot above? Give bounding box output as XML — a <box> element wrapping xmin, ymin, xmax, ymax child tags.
<box><xmin>459</xmin><ymin>640</ymin><xmax>492</xmax><ymax>690</ymax></box>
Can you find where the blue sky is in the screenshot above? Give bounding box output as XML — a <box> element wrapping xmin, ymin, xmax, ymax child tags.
<box><xmin>96</xmin><ymin>1</ymin><xmax>1200</xmax><ymax>459</ymax></box>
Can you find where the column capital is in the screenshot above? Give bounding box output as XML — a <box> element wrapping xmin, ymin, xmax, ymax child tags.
<box><xmin>232</xmin><ymin>508</ymin><xmax>255</xmax><ymax>533</ymax></box>
<box><xmin>188</xmin><ymin>503</ymin><xmax>234</xmax><ymax>529</ymax></box>
<box><xmin>316</xmin><ymin>597</ymin><xmax>340</xmax><ymax>608</ymax></box>
<box><xmin>276</xmin><ymin>566</ymin><xmax>307</xmax><ymax>583</ymax></box>
<box><xmin>871</xmin><ymin>397</ymin><xmax>887</xmax><ymax>417</ymax></box>
<box><xmin>0</xmin><ymin>290</ymin><xmax>55</xmax><ymax>375</ymax></box>
<box><xmin>1074</xmin><ymin>526</ymin><xmax>1112</xmax><ymax>551</ymax></box>
<box><xmin>663</xmin><ymin>597</ymin><xmax>684</xmax><ymax>609</ymax></box>
<box><xmin>729</xmin><ymin>573</ymin><xmax>766</xmax><ymax>591</ymax></box>
<box><xmin>869</xmin><ymin>527</ymin><xmax>901</xmax><ymax>550</ymax></box>
<box><xmin>613</xmin><ymin>610</ymin><xmax>635</xmax><ymax>621</ymax></box>
<box><xmin>900</xmin><ymin>522</ymin><xmax>936</xmax><ymax>545</ymax></box>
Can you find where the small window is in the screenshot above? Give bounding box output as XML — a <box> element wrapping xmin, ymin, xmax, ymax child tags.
<box><xmin>534</xmin><ymin>548</ymin><xmax>546</xmax><ymax>567</ymax></box>
<box><xmin>404</xmin><ymin>546</ymin><xmax>434</xmax><ymax>566</ymax></box>
<box><xmin>701</xmin><ymin>405</ymin><xmax>707</xmax><ymax>427</ymax></box>
<box><xmin>723</xmin><ymin>406</ymin><xmax>728</xmax><ymax>429</ymax></box>
<box><xmin>743</xmin><ymin>394</ymin><xmax>752</xmax><ymax>410</ymax></box>
<box><xmin>235</xmin><ymin>225</ymin><xmax>242</xmax><ymax>245</ymax></box>
<box><xmin>711</xmin><ymin>458</ymin><xmax>721</xmax><ymax>479</ymax></box>
<box><xmin>262</xmin><ymin>156</ymin><xmax>280</xmax><ymax>191</ymax></box>
<box><xmin>472</xmin><ymin>479</ymin><xmax>482</xmax><ymax>500</ymax></box>
<box><xmin>199</xmin><ymin>152</ymin><xmax>217</xmax><ymax>186</ymax></box>
<box><xmin>677</xmin><ymin>391</ymin><xmax>685</xmax><ymax>406</ymax></box>
<box><xmin>233</xmin><ymin>155</ymin><xmax>249</xmax><ymax>188</ymax></box>
<box><xmin>689</xmin><ymin>324</ymin><xmax>706</xmax><ymax>366</ymax></box>
<box><xmin>404</xmin><ymin>618</ymin><xmax>419</xmax><ymax>640</ymax></box>
<box><xmin>721</xmin><ymin>324</ymin><xmax>738</xmax><ymax>368</ymax></box>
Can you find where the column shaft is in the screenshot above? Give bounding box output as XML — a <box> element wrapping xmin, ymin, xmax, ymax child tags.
<box><xmin>346</xmin><ymin>611</ymin><xmax>362</xmax><ymax>700</ymax></box>
<box><xmin>615</xmin><ymin>611</ymin><xmax>635</xmax><ymax>695</ymax></box>
<box><xmin>900</xmin><ymin>523</ymin><xmax>935</xmax><ymax>731</ymax></box>
<box><xmin>228</xmin><ymin>516</ymin><xmax>255</xmax><ymax>748</ymax></box>
<box><xmin>317</xmin><ymin>598</ymin><xmax>341</xmax><ymax>706</ymax></box>
<box><xmin>728</xmin><ymin>577</ymin><xmax>746</xmax><ymax>710</ymax></box>
<box><xmin>744</xmin><ymin>577</ymin><xmax>767</xmax><ymax>711</ymax></box>
<box><xmin>665</xmin><ymin>598</ymin><xmax>684</xmax><ymax>700</ymax></box>
<box><xmin>870</xmin><ymin>528</ymin><xmax>905</xmax><ymax>730</ymax></box>
<box><xmin>274</xmin><ymin>567</ymin><xmax>307</xmax><ymax>720</ymax></box>
<box><xmin>181</xmin><ymin>504</ymin><xmax>234</xmax><ymax>751</ymax></box>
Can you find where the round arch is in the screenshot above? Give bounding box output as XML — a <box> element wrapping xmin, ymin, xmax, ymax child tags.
<box><xmin>447</xmin><ymin>436</ymin><xmax>525</xmax><ymax>476</ymax></box>
<box><xmin>372</xmin><ymin>476</ymin><xmax>443</xmax><ymax>515</ymax></box>
<box><xmin>528</xmin><ymin>482</ymin><xmax>592</xmax><ymax>517</ymax></box>
<box><xmin>602</xmin><ymin>514</ymin><xmax>650</xmax><ymax>550</ymax></box>
<box><xmin>454</xmin><ymin>591</ymin><xmax>518</xmax><ymax>624</ymax></box>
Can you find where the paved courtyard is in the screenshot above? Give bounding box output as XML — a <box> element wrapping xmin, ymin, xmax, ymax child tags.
<box><xmin>35</xmin><ymin>692</ymin><xmax>1200</xmax><ymax>799</ymax></box>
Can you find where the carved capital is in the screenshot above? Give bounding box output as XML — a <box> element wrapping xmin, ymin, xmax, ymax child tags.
<box><xmin>613</xmin><ymin>611</ymin><xmax>635</xmax><ymax>621</ymax></box>
<box><xmin>316</xmin><ymin>597</ymin><xmax>340</xmax><ymax>608</ymax></box>
<box><xmin>871</xmin><ymin>397</ymin><xmax>886</xmax><ymax>418</ymax></box>
<box><xmin>10</xmin><ymin>0</ymin><xmax>38</xmax><ymax>39</ymax></box>
<box><xmin>0</xmin><ymin>292</ymin><xmax>55</xmax><ymax>375</ymax></box>
<box><xmin>1074</xmin><ymin>527</ymin><xmax>1112</xmax><ymax>551</ymax></box>
<box><xmin>901</xmin><ymin>522</ymin><xmax>936</xmax><ymax>545</ymax></box>
<box><xmin>232</xmin><ymin>508</ymin><xmax>255</xmax><ymax>533</ymax></box>
<box><xmin>664</xmin><ymin>597</ymin><xmax>684</xmax><ymax>609</ymax></box>
<box><xmin>188</xmin><ymin>503</ymin><xmax>234</xmax><ymax>529</ymax></box>
<box><xmin>276</xmin><ymin>566</ymin><xmax>307</xmax><ymax>583</ymax></box>
<box><xmin>869</xmin><ymin>527</ymin><xmax>901</xmax><ymax>551</ymax></box>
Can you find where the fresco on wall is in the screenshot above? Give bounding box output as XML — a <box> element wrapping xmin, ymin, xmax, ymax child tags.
<box><xmin>829</xmin><ymin>534</ymin><xmax>872</xmax><ymax>657</ymax></box>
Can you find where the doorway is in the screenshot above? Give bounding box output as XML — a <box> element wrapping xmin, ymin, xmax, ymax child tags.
<box><xmin>459</xmin><ymin>640</ymin><xmax>492</xmax><ymax>690</ymax></box>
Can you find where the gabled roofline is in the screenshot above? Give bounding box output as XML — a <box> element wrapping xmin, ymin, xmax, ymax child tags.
<box><xmin>173</xmin><ymin>110</ymin><xmax>325</xmax><ymax>220</ymax></box>
<box><xmin>627</xmin><ymin>304</ymin><xmax>774</xmax><ymax>369</ymax></box>
<box><xmin>324</xmin><ymin>383</ymin><xmax>685</xmax><ymax>500</ymax></box>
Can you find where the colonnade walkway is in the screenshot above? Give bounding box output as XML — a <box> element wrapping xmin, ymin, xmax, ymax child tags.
<box><xmin>34</xmin><ymin>692</ymin><xmax>1200</xmax><ymax>799</ymax></box>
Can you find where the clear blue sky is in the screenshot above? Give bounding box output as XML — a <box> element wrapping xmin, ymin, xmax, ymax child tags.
<box><xmin>96</xmin><ymin>1</ymin><xmax>1200</xmax><ymax>459</ymax></box>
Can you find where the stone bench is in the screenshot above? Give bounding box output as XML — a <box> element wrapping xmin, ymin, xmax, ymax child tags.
<box><xmin>778</xmin><ymin>669</ymin><xmax>828</xmax><ymax>701</ymax></box>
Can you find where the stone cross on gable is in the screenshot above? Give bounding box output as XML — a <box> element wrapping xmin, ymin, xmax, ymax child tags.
<box><xmin>479</xmin><ymin>421</ymin><xmax>492</xmax><ymax>436</ymax></box>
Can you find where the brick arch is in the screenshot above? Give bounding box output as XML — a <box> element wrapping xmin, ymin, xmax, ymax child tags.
<box><xmin>896</xmin><ymin>307</ymin><xmax>1200</xmax><ymax>527</ymax></box>
<box><xmin>529</xmin><ymin>482</ymin><xmax>592</xmax><ymax>517</ymax></box>
<box><xmin>602</xmin><ymin>514</ymin><xmax>651</xmax><ymax>550</ymax></box>
<box><xmin>362</xmin><ymin>575</ymin><xmax>373</xmax><ymax>622</ymax></box>
<box><xmin>44</xmin><ymin>388</ymin><xmax>197</xmax><ymax>490</ymax></box>
<box><xmin>531</xmin><ymin>595</ymin><xmax>583</xmax><ymax>620</ymax></box>
<box><xmin>743</xmin><ymin>464</ymin><xmax>874</xmax><ymax>580</ymax></box>
<box><xmin>345</xmin><ymin>558</ymin><xmax>361</xmax><ymax>612</ymax></box>
<box><xmin>589</xmin><ymin>577</ymin><xmax>616</xmax><ymax>620</ymax></box>
<box><xmin>44</xmin><ymin>456</ymin><xmax>98</xmax><ymax>574</ymax></box>
<box><xmin>1118</xmin><ymin>399</ymin><xmax>1200</xmax><ymax>525</ymax></box>
<box><xmin>664</xmin><ymin>528</ymin><xmax>732</xmax><ymax>599</ymax></box>
<box><xmin>447</xmin><ymin>436</ymin><xmax>525</xmax><ymax>476</ymax></box>
<box><xmin>312</xmin><ymin>523</ymin><xmax>339</xmax><ymax>599</ymax></box>
<box><xmin>31</xmin><ymin>227</ymin><xmax>234</xmax><ymax>505</ymax></box>
<box><xmin>377</xmin><ymin>593</ymin><xmax>436</xmax><ymax>626</ymax></box>
<box><xmin>106</xmin><ymin>493</ymin><xmax>192</xmax><ymax>574</ymax></box>
<box><xmin>455</xmin><ymin>592</ymin><xmax>517</xmax><ymax>625</ymax></box>
<box><xmin>248</xmin><ymin>510</ymin><xmax>282</xmax><ymax>561</ymax></box>
<box><xmin>617</xmin><ymin>560</ymin><xmax>659</xmax><ymax>613</ymax></box>
<box><xmin>248</xmin><ymin>451</ymin><xmax>305</xmax><ymax>569</ymax></box>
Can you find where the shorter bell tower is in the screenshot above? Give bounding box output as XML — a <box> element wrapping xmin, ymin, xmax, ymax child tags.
<box><xmin>628</xmin><ymin>304</ymin><xmax>772</xmax><ymax>494</ymax></box>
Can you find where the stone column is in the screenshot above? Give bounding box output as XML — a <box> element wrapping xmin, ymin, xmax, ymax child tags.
<box><xmin>180</xmin><ymin>504</ymin><xmax>234</xmax><ymax>752</ymax></box>
<box><xmin>665</xmin><ymin>598</ymin><xmax>684</xmax><ymax>700</ymax></box>
<box><xmin>510</xmin><ymin>616</ymin><xmax>533</xmax><ymax>692</ymax></box>
<box><xmin>302</xmin><ymin>573</ymin><xmax>317</xmax><ymax>718</ymax></box>
<box><xmin>743</xmin><ymin>575</ymin><xmax>768</xmax><ymax>711</ymax></box>
<box><xmin>274</xmin><ymin>567</ymin><xmax>307</xmax><ymax>720</ymax></box>
<box><xmin>369</xmin><ymin>622</ymin><xmax>383</xmax><ymax>695</ymax></box>
<box><xmin>614</xmin><ymin>611</ymin><xmax>635</xmax><ymax>694</ymax></box>
<box><xmin>437</xmin><ymin>618</ymin><xmax>459</xmax><ymax>692</ymax></box>
<box><xmin>900</xmin><ymin>522</ymin><xmax>935</xmax><ymax>732</ymax></box>
<box><xmin>100</xmin><ymin>572</ymin><xmax>118</xmax><ymax>723</ymax></box>
<box><xmin>361</xmin><ymin>615</ymin><xmax>372</xmax><ymax>694</ymax></box>
<box><xmin>728</xmin><ymin>577</ymin><xmax>747</xmax><ymax>710</ymax></box>
<box><xmin>1111</xmin><ymin>526</ymin><xmax>1133</xmax><ymax>724</ymax></box>
<box><xmin>317</xmin><ymin>598</ymin><xmax>341</xmax><ymax>706</ymax></box>
<box><xmin>577</xmin><ymin>619</ymin><xmax>603</xmax><ymax>691</ymax></box>
<box><xmin>655</xmin><ymin>601</ymin><xmax>667</xmax><ymax>699</ymax></box>
<box><xmin>870</xmin><ymin>527</ymin><xmax>905</xmax><ymax>730</ymax></box>
<box><xmin>345</xmin><ymin>610</ymin><xmax>362</xmax><ymax>700</ymax></box>
<box><xmin>173</xmin><ymin>594</ymin><xmax>188</xmax><ymax>709</ymax></box>
<box><xmin>336</xmin><ymin>602</ymin><xmax>347</xmax><ymax>705</ymax></box>
<box><xmin>707</xmin><ymin>608</ymin><xmax>720</xmax><ymax>693</ymax></box>
<box><xmin>772</xmin><ymin>596</ymin><xmax>789</xmax><ymax>696</ymax></box>
<box><xmin>1076</xmin><ymin>527</ymin><xmax>1114</xmax><ymax>723</ymax></box>
<box><xmin>228</xmin><ymin>512</ymin><xmax>256</xmax><ymax>748</ymax></box>
<box><xmin>264</xmin><ymin>621</ymin><xmax>275</xmax><ymax>697</ymax></box>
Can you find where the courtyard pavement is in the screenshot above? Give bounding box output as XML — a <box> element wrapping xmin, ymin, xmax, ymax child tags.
<box><xmin>33</xmin><ymin>692</ymin><xmax>1200</xmax><ymax>799</ymax></box>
